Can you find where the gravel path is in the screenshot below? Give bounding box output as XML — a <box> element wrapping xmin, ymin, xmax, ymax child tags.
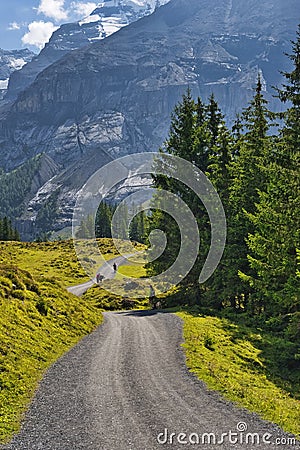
<box><xmin>67</xmin><ymin>254</ymin><xmax>134</xmax><ymax>296</ymax></box>
<box><xmin>2</xmin><ymin>311</ymin><xmax>299</xmax><ymax>450</ymax></box>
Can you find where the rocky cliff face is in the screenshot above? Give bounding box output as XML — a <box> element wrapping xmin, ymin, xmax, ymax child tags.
<box><xmin>1</xmin><ymin>0</ymin><xmax>297</xmax><ymax>167</ymax></box>
<box><xmin>0</xmin><ymin>48</ymin><xmax>35</xmax><ymax>101</ymax></box>
<box><xmin>0</xmin><ymin>0</ymin><xmax>298</xmax><ymax>237</ymax></box>
<box><xmin>5</xmin><ymin>0</ymin><xmax>170</xmax><ymax>101</ymax></box>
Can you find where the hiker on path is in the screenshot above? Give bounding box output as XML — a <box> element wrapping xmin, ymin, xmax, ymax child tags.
<box><xmin>149</xmin><ymin>284</ymin><xmax>156</xmax><ymax>309</ymax></box>
<box><xmin>96</xmin><ymin>273</ymin><xmax>104</xmax><ymax>283</ymax></box>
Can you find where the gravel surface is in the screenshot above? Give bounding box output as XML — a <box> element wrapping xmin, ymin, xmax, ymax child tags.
<box><xmin>2</xmin><ymin>311</ymin><xmax>299</xmax><ymax>450</ymax></box>
<box><xmin>67</xmin><ymin>255</ymin><xmax>133</xmax><ymax>296</ymax></box>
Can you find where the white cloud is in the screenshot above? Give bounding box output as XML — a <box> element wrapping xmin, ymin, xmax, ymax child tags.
<box><xmin>8</xmin><ymin>22</ymin><xmax>21</xmax><ymax>31</ymax></box>
<box><xmin>37</xmin><ymin>0</ymin><xmax>68</xmax><ymax>21</ymax></box>
<box><xmin>71</xmin><ymin>2</ymin><xmax>98</xmax><ymax>18</ymax></box>
<box><xmin>22</xmin><ymin>21</ymin><xmax>59</xmax><ymax>49</ymax></box>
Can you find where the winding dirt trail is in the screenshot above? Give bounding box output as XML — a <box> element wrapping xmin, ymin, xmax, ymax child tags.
<box><xmin>67</xmin><ymin>254</ymin><xmax>133</xmax><ymax>296</ymax></box>
<box><xmin>2</xmin><ymin>311</ymin><xmax>298</xmax><ymax>450</ymax></box>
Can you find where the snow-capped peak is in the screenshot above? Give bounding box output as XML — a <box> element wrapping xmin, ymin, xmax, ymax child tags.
<box><xmin>4</xmin><ymin>0</ymin><xmax>170</xmax><ymax>101</ymax></box>
<box><xmin>0</xmin><ymin>48</ymin><xmax>35</xmax><ymax>100</ymax></box>
<box><xmin>77</xmin><ymin>0</ymin><xmax>169</xmax><ymax>41</ymax></box>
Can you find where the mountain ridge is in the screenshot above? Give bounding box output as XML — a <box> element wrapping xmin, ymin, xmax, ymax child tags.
<box><xmin>0</xmin><ymin>0</ymin><xmax>298</xmax><ymax>238</ymax></box>
<box><xmin>0</xmin><ymin>48</ymin><xmax>35</xmax><ymax>101</ymax></box>
<box><xmin>5</xmin><ymin>0</ymin><xmax>170</xmax><ymax>101</ymax></box>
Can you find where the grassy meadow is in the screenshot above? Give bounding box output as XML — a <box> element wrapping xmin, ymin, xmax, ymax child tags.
<box><xmin>0</xmin><ymin>239</ymin><xmax>299</xmax><ymax>443</ymax></box>
<box><xmin>0</xmin><ymin>238</ymin><xmax>124</xmax><ymax>443</ymax></box>
<box><xmin>176</xmin><ymin>309</ymin><xmax>300</xmax><ymax>439</ymax></box>
<box><xmin>0</xmin><ymin>238</ymin><xmax>150</xmax><ymax>443</ymax></box>
<box><xmin>0</xmin><ymin>239</ymin><xmax>122</xmax><ymax>286</ymax></box>
<box><xmin>82</xmin><ymin>261</ymin><xmax>149</xmax><ymax>309</ymax></box>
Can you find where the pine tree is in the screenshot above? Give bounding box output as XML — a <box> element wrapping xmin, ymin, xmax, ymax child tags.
<box><xmin>111</xmin><ymin>202</ymin><xmax>129</xmax><ymax>240</ymax></box>
<box><xmin>0</xmin><ymin>217</ymin><xmax>20</xmax><ymax>241</ymax></box>
<box><xmin>192</xmin><ymin>97</ymin><xmax>211</xmax><ymax>170</ymax></box>
<box><xmin>12</xmin><ymin>226</ymin><xmax>20</xmax><ymax>241</ymax></box>
<box><xmin>245</xmin><ymin>27</ymin><xmax>300</xmax><ymax>315</ymax></box>
<box><xmin>206</xmin><ymin>93</ymin><xmax>224</xmax><ymax>149</ymax></box>
<box><xmin>227</xmin><ymin>75</ymin><xmax>274</xmax><ymax>311</ymax></box>
<box><xmin>2</xmin><ymin>217</ymin><xmax>10</xmax><ymax>240</ymax></box>
<box><xmin>148</xmin><ymin>90</ymin><xmax>226</xmax><ymax>305</ymax></box>
<box><xmin>129</xmin><ymin>207</ymin><xmax>147</xmax><ymax>243</ymax></box>
<box><xmin>167</xmin><ymin>88</ymin><xmax>196</xmax><ymax>159</ymax></box>
<box><xmin>204</xmin><ymin>123</ymin><xmax>234</xmax><ymax>309</ymax></box>
<box><xmin>95</xmin><ymin>201</ymin><xmax>114</xmax><ymax>238</ymax></box>
<box><xmin>76</xmin><ymin>214</ymin><xmax>95</xmax><ymax>239</ymax></box>
<box><xmin>147</xmin><ymin>91</ymin><xmax>198</xmax><ymax>295</ymax></box>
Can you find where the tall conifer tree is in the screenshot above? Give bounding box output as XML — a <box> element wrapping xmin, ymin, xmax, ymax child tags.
<box><xmin>245</xmin><ymin>28</ymin><xmax>300</xmax><ymax>315</ymax></box>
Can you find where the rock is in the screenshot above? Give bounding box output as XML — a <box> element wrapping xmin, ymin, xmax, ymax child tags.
<box><xmin>5</xmin><ymin>0</ymin><xmax>170</xmax><ymax>101</ymax></box>
<box><xmin>0</xmin><ymin>48</ymin><xmax>35</xmax><ymax>101</ymax></box>
<box><xmin>0</xmin><ymin>0</ymin><xmax>298</xmax><ymax>237</ymax></box>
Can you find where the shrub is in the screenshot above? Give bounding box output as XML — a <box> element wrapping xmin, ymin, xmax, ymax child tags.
<box><xmin>12</xmin><ymin>290</ymin><xmax>26</xmax><ymax>301</ymax></box>
<box><xmin>35</xmin><ymin>299</ymin><xmax>48</xmax><ymax>316</ymax></box>
<box><xmin>204</xmin><ymin>334</ymin><xmax>215</xmax><ymax>351</ymax></box>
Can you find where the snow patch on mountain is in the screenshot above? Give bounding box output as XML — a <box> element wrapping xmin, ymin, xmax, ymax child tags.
<box><xmin>0</xmin><ymin>79</ymin><xmax>9</xmax><ymax>90</ymax></box>
<box><xmin>0</xmin><ymin>49</ymin><xmax>35</xmax><ymax>77</ymax></box>
<box><xmin>9</xmin><ymin>58</ymin><xmax>28</xmax><ymax>70</ymax></box>
<box><xmin>4</xmin><ymin>0</ymin><xmax>170</xmax><ymax>101</ymax></box>
<box><xmin>0</xmin><ymin>48</ymin><xmax>35</xmax><ymax>100</ymax></box>
<box><xmin>78</xmin><ymin>14</ymin><xmax>99</xmax><ymax>25</ymax></box>
<box><xmin>76</xmin><ymin>0</ymin><xmax>170</xmax><ymax>41</ymax></box>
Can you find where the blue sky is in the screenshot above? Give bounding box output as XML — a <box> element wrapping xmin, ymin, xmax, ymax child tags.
<box><xmin>0</xmin><ymin>0</ymin><xmax>98</xmax><ymax>51</ymax></box>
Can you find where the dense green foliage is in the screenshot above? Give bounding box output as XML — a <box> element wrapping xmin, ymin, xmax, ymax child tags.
<box><xmin>244</xmin><ymin>27</ymin><xmax>300</xmax><ymax>318</ymax></box>
<box><xmin>76</xmin><ymin>201</ymin><xmax>147</xmax><ymax>243</ymax></box>
<box><xmin>0</xmin><ymin>217</ymin><xmax>20</xmax><ymax>241</ymax></box>
<box><xmin>148</xmin><ymin>27</ymin><xmax>300</xmax><ymax>349</ymax></box>
<box><xmin>0</xmin><ymin>155</ymin><xmax>41</xmax><ymax>218</ymax></box>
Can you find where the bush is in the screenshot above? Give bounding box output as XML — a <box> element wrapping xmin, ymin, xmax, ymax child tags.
<box><xmin>204</xmin><ymin>334</ymin><xmax>215</xmax><ymax>351</ymax></box>
<box><xmin>13</xmin><ymin>290</ymin><xmax>26</xmax><ymax>301</ymax></box>
<box><xmin>285</xmin><ymin>313</ymin><xmax>300</xmax><ymax>342</ymax></box>
<box><xmin>35</xmin><ymin>299</ymin><xmax>48</xmax><ymax>316</ymax></box>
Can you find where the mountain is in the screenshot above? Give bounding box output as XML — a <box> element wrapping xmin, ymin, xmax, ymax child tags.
<box><xmin>0</xmin><ymin>49</ymin><xmax>35</xmax><ymax>101</ymax></box>
<box><xmin>5</xmin><ymin>0</ymin><xmax>170</xmax><ymax>101</ymax></box>
<box><xmin>0</xmin><ymin>0</ymin><xmax>298</xmax><ymax>238</ymax></box>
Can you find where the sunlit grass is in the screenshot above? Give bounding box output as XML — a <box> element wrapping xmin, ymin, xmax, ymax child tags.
<box><xmin>0</xmin><ymin>237</ymin><xmax>143</xmax><ymax>444</ymax></box>
<box><xmin>117</xmin><ymin>264</ymin><xmax>147</xmax><ymax>278</ymax></box>
<box><xmin>0</xmin><ymin>264</ymin><xmax>103</xmax><ymax>443</ymax></box>
<box><xmin>0</xmin><ymin>239</ymin><xmax>123</xmax><ymax>286</ymax></box>
<box><xmin>177</xmin><ymin>311</ymin><xmax>300</xmax><ymax>439</ymax></box>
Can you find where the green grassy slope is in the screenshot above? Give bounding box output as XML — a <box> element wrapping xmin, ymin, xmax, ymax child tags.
<box><xmin>0</xmin><ymin>264</ymin><xmax>103</xmax><ymax>443</ymax></box>
<box><xmin>176</xmin><ymin>310</ymin><xmax>300</xmax><ymax>439</ymax></box>
<box><xmin>0</xmin><ymin>239</ymin><xmax>120</xmax><ymax>286</ymax></box>
<box><xmin>0</xmin><ymin>239</ymin><xmax>120</xmax><ymax>443</ymax></box>
<box><xmin>0</xmin><ymin>238</ymin><xmax>148</xmax><ymax>443</ymax></box>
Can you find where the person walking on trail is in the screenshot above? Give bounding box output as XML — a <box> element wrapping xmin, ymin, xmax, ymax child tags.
<box><xmin>96</xmin><ymin>273</ymin><xmax>104</xmax><ymax>284</ymax></box>
<box><xmin>113</xmin><ymin>262</ymin><xmax>117</xmax><ymax>272</ymax></box>
<box><xmin>149</xmin><ymin>284</ymin><xmax>156</xmax><ymax>309</ymax></box>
